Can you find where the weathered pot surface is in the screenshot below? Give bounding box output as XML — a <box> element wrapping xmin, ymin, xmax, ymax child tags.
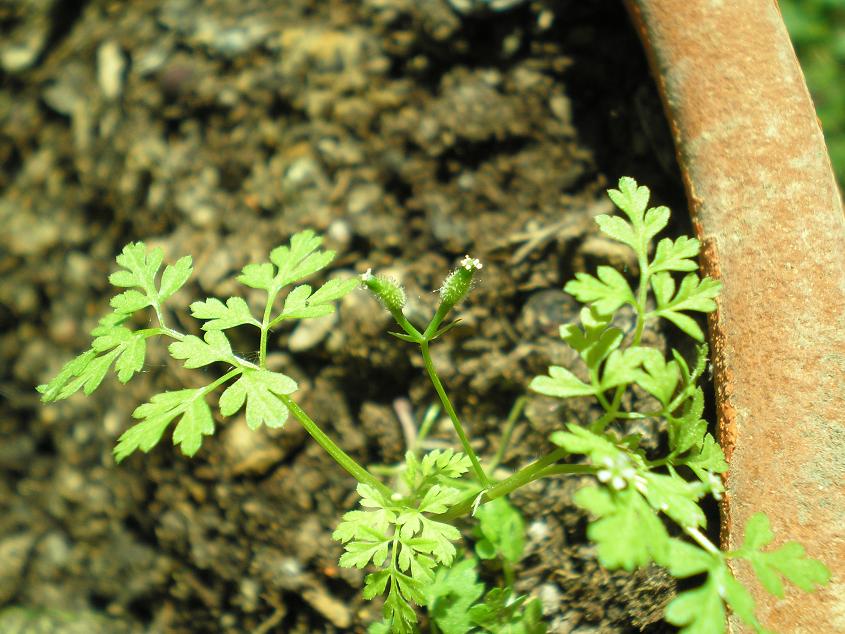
<box><xmin>626</xmin><ymin>0</ymin><xmax>845</xmax><ymax>630</ymax></box>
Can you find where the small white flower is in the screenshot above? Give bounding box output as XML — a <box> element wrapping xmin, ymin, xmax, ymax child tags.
<box><xmin>596</xmin><ymin>454</ymin><xmax>636</xmax><ymax>491</ymax></box>
<box><xmin>460</xmin><ymin>255</ymin><xmax>482</xmax><ymax>271</ymax></box>
<box><xmin>361</xmin><ymin>268</ymin><xmax>373</xmax><ymax>282</ymax></box>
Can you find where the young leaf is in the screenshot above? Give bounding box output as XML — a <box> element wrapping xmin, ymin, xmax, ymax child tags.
<box><xmin>641</xmin><ymin>471</ymin><xmax>706</xmax><ymax>528</ymax></box>
<box><xmin>651</xmin><ymin>236</ymin><xmax>701</xmax><ymax>273</ymax></box>
<box><xmin>574</xmin><ymin>485</ymin><xmax>669</xmax><ymax>571</ymax></box>
<box><xmin>685</xmin><ymin>434</ymin><xmax>728</xmax><ymax>479</ymax></box>
<box><xmin>109</xmin><ymin>242</ymin><xmax>163</xmax><ymax>294</ymax></box>
<box><xmin>607</xmin><ymin>177</ymin><xmax>650</xmax><ymax>225</ymax></box>
<box><xmin>738</xmin><ymin>513</ymin><xmax>831</xmax><ymax>598</ymax></box>
<box><xmin>168</xmin><ymin>331</ymin><xmax>235</xmax><ymax>368</ymax></box>
<box><xmin>238</xmin><ymin>262</ymin><xmax>276</xmax><ymax>291</ymax></box>
<box><xmin>664</xmin><ymin>574</ymin><xmax>726</xmax><ymax>634</ymax></box>
<box><xmin>595</xmin><ymin>214</ymin><xmax>637</xmax><ymax>251</ymax></box>
<box><xmin>114</xmin><ymin>388</ymin><xmax>209</xmax><ymax>461</ymax></box>
<box><xmin>427</xmin><ymin>558</ymin><xmax>485</xmax><ymax>634</ymax></box>
<box><xmin>474</xmin><ymin>496</ymin><xmax>525</xmax><ymax>563</ymax></box>
<box><xmin>633</xmin><ymin>348</ymin><xmax>680</xmax><ymax>406</ymax></box>
<box><xmin>270</xmin><ymin>230</ymin><xmax>335</xmax><ymax>287</ymax></box>
<box><xmin>560</xmin><ymin>307</ymin><xmax>623</xmax><ymax>366</ymax></box>
<box><xmin>218</xmin><ymin>368</ymin><xmax>297</xmax><ymax>430</ymax></box>
<box><xmin>564</xmin><ymin>265</ymin><xmax>635</xmax><ymax>315</ymax></box>
<box><xmin>37</xmin><ymin>350</ymin><xmax>97</xmax><ymax>401</ymax></box>
<box><xmin>158</xmin><ymin>255</ymin><xmax>193</xmax><ymax>300</ymax></box>
<box><xmin>530</xmin><ymin>366</ymin><xmax>595</xmax><ymax>399</ymax></box>
<box><xmin>190</xmin><ymin>297</ymin><xmax>260</xmax><ymax>330</ymax></box>
<box><xmin>652</xmin><ymin>274</ymin><xmax>722</xmax><ymax>342</ymax></box>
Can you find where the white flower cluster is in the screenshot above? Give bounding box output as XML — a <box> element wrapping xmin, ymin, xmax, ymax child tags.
<box><xmin>460</xmin><ymin>255</ymin><xmax>483</xmax><ymax>271</ymax></box>
<box><xmin>597</xmin><ymin>454</ymin><xmax>646</xmax><ymax>493</ymax></box>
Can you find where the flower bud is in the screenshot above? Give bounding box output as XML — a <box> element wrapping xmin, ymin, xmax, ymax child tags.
<box><xmin>438</xmin><ymin>255</ymin><xmax>482</xmax><ymax>309</ymax></box>
<box><xmin>361</xmin><ymin>268</ymin><xmax>406</xmax><ymax>315</ymax></box>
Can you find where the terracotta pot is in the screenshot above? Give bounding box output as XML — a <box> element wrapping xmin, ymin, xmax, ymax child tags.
<box><xmin>624</xmin><ymin>1</ymin><xmax>845</xmax><ymax>631</ymax></box>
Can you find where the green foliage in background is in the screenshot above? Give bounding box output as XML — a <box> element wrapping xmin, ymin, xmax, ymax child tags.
<box><xmin>782</xmin><ymin>0</ymin><xmax>845</xmax><ymax>186</ymax></box>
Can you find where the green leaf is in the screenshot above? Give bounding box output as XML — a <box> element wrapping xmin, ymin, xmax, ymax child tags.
<box><xmin>308</xmin><ymin>277</ymin><xmax>360</xmax><ymax>306</ymax></box>
<box><xmin>595</xmin><ymin>214</ymin><xmax>637</xmax><ymax>250</ymax></box>
<box><xmin>574</xmin><ymin>485</ymin><xmax>669</xmax><ymax>570</ymax></box>
<box><xmin>114</xmin><ymin>388</ymin><xmax>206</xmax><ymax>462</ymax></box>
<box><xmin>530</xmin><ymin>366</ymin><xmax>595</xmax><ymax>399</ymax></box>
<box><xmin>110</xmin><ymin>242</ymin><xmax>163</xmax><ymax>294</ymax></box>
<box><xmin>652</xmin><ymin>273</ymin><xmax>722</xmax><ymax>342</ymax></box>
<box><xmin>427</xmin><ymin>558</ymin><xmax>485</xmax><ymax>634</ymax></box>
<box><xmin>685</xmin><ymin>434</ymin><xmax>728</xmax><ymax>479</ymax></box>
<box><xmin>634</xmin><ymin>348</ymin><xmax>680</xmax><ymax>406</ymax></box>
<box><xmin>158</xmin><ymin>255</ymin><xmax>193</xmax><ymax>300</ymax></box>
<box><xmin>37</xmin><ymin>350</ymin><xmax>98</xmax><ymax>402</ymax></box>
<box><xmin>270</xmin><ymin>230</ymin><xmax>335</xmax><ymax>287</ymax></box>
<box><xmin>110</xmin><ymin>289</ymin><xmax>152</xmax><ymax>314</ymax></box>
<box><xmin>114</xmin><ymin>333</ymin><xmax>147</xmax><ymax>383</ymax></box>
<box><xmin>642</xmin><ymin>205</ymin><xmax>670</xmax><ymax>243</ymax></box>
<box><xmin>190</xmin><ymin>296</ymin><xmax>259</xmax><ymax>330</ymax></box>
<box><xmin>601</xmin><ymin>347</ymin><xmax>648</xmax><ymax>390</ymax></box>
<box><xmin>475</xmin><ymin>497</ymin><xmax>526</xmax><ymax>563</ymax></box>
<box><xmin>664</xmin><ymin>538</ymin><xmax>717</xmax><ymax>578</ymax></box>
<box><xmin>237</xmin><ymin>262</ymin><xmax>275</xmax><ymax>291</ymax></box>
<box><xmin>172</xmin><ymin>395</ymin><xmax>214</xmax><ymax>457</ymax></box>
<box><xmin>642</xmin><ymin>471</ymin><xmax>706</xmax><ymax>528</ymax></box>
<box><xmin>550</xmin><ymin>423</ymin><xmax>618</xmax><ymax>464</ymax></box>
<box><xmin>560</xmin><ymin>307</ymin><xmax>623</xmax><ymax>366</ymax></box>
<box><xmin>218</xmin><ymin>368</ymin><xmax>297</xmax><ymax>430</ymax></box>
<box><xmin>564</xmin><ymin>266</ymin><xmax>635</xmax><ymax>315</ymax></box>
<box><xmin>608</xmin><ymin>177</ymin><xmax>650</xmax><ymax>224</ymax></box>
<box><xmin>739</xmin><ymin>513</ymin><xmax>831</xmax><ymax>597</ymax></box>
<box><xmin>651</xmin><ymin>236</ymin><xmax>701</xmax><ymax>273</ymax></box>
<box><xmin>665</xmin><ymin>575</ymin><xmax>726</xmax><ymax>634</ymax></box>
<box><xmin>669</xmin><ymin>387</ymin><xmax>707</xmax><ymax>455</ymax></box>
<box><xmin>168</xmin><ymin>331</ymin><xmax>234</xmax><ymax>368</ymax></box>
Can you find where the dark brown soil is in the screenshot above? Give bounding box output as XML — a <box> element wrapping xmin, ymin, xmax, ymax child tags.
<box><xmin>1</xmin><ymin>1</ymin><xmax>694</xmax><ymax>632</ymax></box>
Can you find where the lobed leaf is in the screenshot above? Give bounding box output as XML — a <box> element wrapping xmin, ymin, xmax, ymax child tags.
<box><xmin>218</xmin><ymin>368</ymin><xmax>297</xmax><ymax>430</ymax></box>
<box><xmin>651</xmin><ymin>235</ymin><xmax>701</xmax><ymax>273</ymax></box>
<box><xmin>739</xmin><ymin>513</ymin><xmax>831</xmax><ymax>597</ymax></box>
<box><xmin>564</xmin><ymin>266</ymin><xmax>635</xmax><ymax>315</ymax></box>
<box><xmin>168</xmin><ymin>331</ymin><xmax>235</xmax><ymax>368</ymax></box>
<box><xmin>530</xmin><ymin>366</ymin><xmax>595</xmax><ymax>399</ymax></box>
<box><xmin>190</xmin><ymin>296</ymin><xmax>259</xmax><ymax>330</ymax></box>
<box><xmin>575</xmin><ymin>486</ymin><xmax>669</xmax><ymax>571</ymax></box>
<box><xmin>114</xmin><ymin>388</ymin><xmax>213</xmax><ymax>461</ymax></box>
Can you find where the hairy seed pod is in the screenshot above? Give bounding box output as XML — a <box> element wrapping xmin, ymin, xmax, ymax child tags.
<box><xmin>439</xmin><ymin>255</ymin><xmax>482</xmax><ymax>309</ymax></box>
<box><xmin>361</xmin><ymin>269</ymin><xmax>406</xmax><ymax>315</ymax></box>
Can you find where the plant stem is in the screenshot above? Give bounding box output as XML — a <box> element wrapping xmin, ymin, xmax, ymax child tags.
<box><xmin>259</xmin><ymin>289</ymin><xmax>280</xmax><ymax>368</ymax></box>
<box><xmin>280</xmin><ymin>395</ymin><xmax>392</xmax><ymax>498</ymax></box>
<box><xmin>436</xmin><ymin>447</ymin><xmax>572</xmax><ymax>520</ymax></box>
<box><xmin>489</xmin><ymin>396</ymin><xmax>525</xmax><ymax>471</ymax></box>
<box><xmin>419</xmin><ymin>341</ymin><xmax>490</xmax><ymax>487</ymax></box>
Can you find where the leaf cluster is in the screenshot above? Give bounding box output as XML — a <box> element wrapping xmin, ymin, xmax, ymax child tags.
<box><xmin>333</xmin><ymin>459</ymin><xmax>469</xmax><ymax>634</ymax></box>
<box><xmin>529</xmin><ymin>178</ymin><xmax>829</xmax><ymax>632</ymax></box>
<box><xmin>38</xmin><ymin>231</ymin><xmax>357</xmax><ymax>461</ymax></box>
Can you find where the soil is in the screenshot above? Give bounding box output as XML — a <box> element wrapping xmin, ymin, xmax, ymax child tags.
<box><xmin>1</xmin><ymin>1</ymin><xmax>698</xmax><ymax>632</ymax></box>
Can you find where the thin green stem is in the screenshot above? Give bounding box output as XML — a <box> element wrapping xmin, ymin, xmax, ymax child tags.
<box><xmin>489</xmin><ymin>396</ymin><xmax>525</xmax><ymax>471</ymax></box>
<box><xmin>280</xmin><ymin>395</ymin><xmax>392</xmax><ymax>498</ymax></box>
<box><xmin>419</xmin><ymin>341</ymin><xmax>490</xmax><ymax>487</ymax></box>
<box><xmin>436</xmin><ymin>447</ymin><xmax>571</xmax><ymax>520</ymax></box>
<box><xmin>259</xmin><ymin>289</ymin><xmax>280</xmax><ymax>368</ymax></box>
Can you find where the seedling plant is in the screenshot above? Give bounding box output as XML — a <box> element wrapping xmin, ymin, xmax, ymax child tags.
<box><xmin>39</xmin><ymin>178</ymin><xmax>829</xmax><ymax>632</ymax></box>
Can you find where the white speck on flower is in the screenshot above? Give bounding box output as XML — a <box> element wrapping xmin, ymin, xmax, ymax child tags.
<box><xmin>362</xmin><ymin>268</ymin><xmax>373</xmax><ymax>282</ymax></box>
<box><xmin>596</xmin><ymin>454</ymin><xmax>638</xmax><ymax>491</ymax></box>
<box><xmin>460</xmin><ymin>255</ymin><xmax>482</xmax><ymax>271</ymax></box>
<box><xmin>391</xmin><ymin>492</ymin><xmax>403</xmax><ymax>501</ymax></box>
